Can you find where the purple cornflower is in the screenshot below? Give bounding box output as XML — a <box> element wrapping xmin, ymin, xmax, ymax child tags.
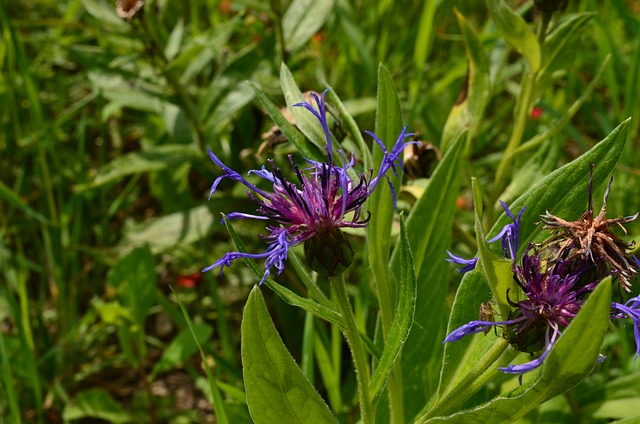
<box><xmin>204</xmin><ymin>88</ymin><xmax>417</xmax><ymax>283</ymax></box>
<box><xmin>611</xmin><ymin>296</ymin><xmax>640</xmax><ymax>359</ymax></box>
<box><xmin>445</xmin><ymin>171</ymin><xmax>640</xmax><ymax>381</ymax></box>
<box><xmin>445</xmin><ymin>253</ymin><xmax>596</xmax><ymax>377</ymax></box>
<box><xmin>447</xmin><ymin>201</ymin><xmax>525</xmax><ymax>273</ymax></box>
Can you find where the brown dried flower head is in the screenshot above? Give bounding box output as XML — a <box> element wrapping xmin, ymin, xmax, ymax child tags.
<box><xmin>539</xmin><ymin>164</ymin><xmax>640</xmax><ymax>291</ymax></box>
<box><xmin>116</xmin><ymin>0</ymin><xmax>144</xmax><ymax>20</ymax></box>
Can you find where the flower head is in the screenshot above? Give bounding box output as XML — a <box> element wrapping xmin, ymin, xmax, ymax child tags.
<box><xmin>444</xmin><ymin>168</ymin><xmax>640</xmax><ymax>380</ymax></box>
<box><xmin>445</xmin><ymin>252</ymin><xmax>596</xmax><ymax>376</ymax></box>
<box><xmin>540</xmin><ymin>165</ymin><xmax>640</xmax><ymax>291</ymax></box>
<box><xmin>204</xmin><ymin>88</ymin><xmax>416</xmax><ymax>283</ymax></box>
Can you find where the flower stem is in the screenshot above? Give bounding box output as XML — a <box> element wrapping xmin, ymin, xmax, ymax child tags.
<box><xmin>415</xmin><ymin>338</ymin><xmax>517</xmax><ymax>422</ymax></box>
<box><xmin>491</xmin><ymin>70</ymin><xmax>536</xmax><ymax>205</ymax></box>
<box><xmin>491</xmin><ymin>14</ymin><xmax>551</xmax><ymax>208</ymax></box>
<box><xmin>330</xmin><ymin>274</ymin><xmax>375</xmax><ymax>424</ymax></box>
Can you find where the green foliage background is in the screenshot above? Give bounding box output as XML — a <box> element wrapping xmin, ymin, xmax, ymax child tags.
<box><xmin>2</xmin><ymin>0</ymin><xmax>640</xmax><ymax>422</ymax></box>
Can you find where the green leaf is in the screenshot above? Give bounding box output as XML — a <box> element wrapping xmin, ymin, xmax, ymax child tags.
<box><xmin>389</xmin><ymin>134</ymin><xmax>465</xmax><ymax>419</ymax></box>
<box><xmin>472</xmin><ymin>179</ymin><xmax>515</xmax><ymax>319</ymax></box>
<box><xmin>165</xmin><ymin>19</ymin><xmax>185</xmax><ymax>61</ymax></box>
<box><xmin>81</xmin><ymin>0</ymin><xmax>129</xmax><ymax>31</ymax></box>
<box><xmin>612</xmin><ymin>416</ymin><xmax>640</xmax><ymax>424</ymax></box>
<box><xmin>490</xmin><ymin>119</ymin><xmax>631</xmax><ymax>254</ymax></box>
<box><xmin>250</xmin><ymin>81</ymin><xmax>324</xmax><ymax>162</ymax></box>
<box><xmin>368</xmin><ymin>64</ymin><xmax>404</xmax><ymax>314</ymax></box>
<box><xmin>0</xmin><ymin>332</ymin><xmax>21</xmax><ymax>423</ymax></box>
<box><xmin>280</xmin><ymin>63</ymin><xmax>331</xmax><ymax>151</ymax></box>
<box><xmin>62</xmin><ymin>389</ymin><xmax>132</xmax><ymax>423</ymax></box>
<box><xmin>204</xmin><ymin>81</ymin><xmax>255</xmax><ymax>135</ymax></box>
<box><xmin>118</xmin><ymin>206</ymin><xmax>213</xmax><ymax>255</ymax></box>
<box><xmin>242</xmin><ymin>286</ymin><xmax>338</xmax><ymax>424</ymax></box>
<box><xmin>76</xmin><ymin>144</ymin><xmax>201</xmax><ymax>190</ymax></box>
<box><xmin>442</xmin><ymin>9</ymin><xmax>490</xmax><ymax>152</ymax></box>
<box><xmin>427</xmin><ymin>279</ymin><xmax>611</xmax><ymax>423</ymax></box>
<box><xmin>539</xmin><ymin>12</ymin><xmax>595</xmax><ymax>78</ymax></box>
<box><xmin>108</xmin><ymin>246</ymin><xmax>156</xmax><ymax>325</ymax></box>
<box><xmin>369</xmin><ymin>215</ymin><xmax>416</xmax><ymax>403</ymax></box>
<box><xmin>436</xmin><ymin>119</ymin><xmax>630</xmax><ymax>410</ymax></box>
<box><xmin>0</xmin><ymin>179</ymin><xmax>49</xmax><ymax>224</ymax></box>
<box><xmin>486</xmin><ymin>0</ymin><xmax>540</xmax><ymax>72</ymax></box>
<box><xmin>282</xmin><ymin>0</ymin><xmax>335</xmax><ymax>52</ymax></box>
<box><xmin>150</xmin><ymin>324</ymin><xmax>213</xmax><ymax>379</ymax></box>
<box><xmin>172</xmin><ymin>288</ymin><xmax>230</xmax><ymax>424</ymax></box>
<box><xmin>413</xmin><ymin>1</ymin><xmax>438</xmax><ymax>70</ymax></box>
<box><xmin>92</xmin><ymin>299</ymin><xmax>133</xmax><ymax>326</ymax></box>
<box><xmin>324</xmin><ymin>87</ymin><xmax>372</xmax><ymax>171</ymax></box>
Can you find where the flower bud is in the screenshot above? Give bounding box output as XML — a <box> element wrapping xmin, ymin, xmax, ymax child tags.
<box><xmin>505</xmin><ymin>313</ymin><xmax>547</xmax><ymax>353</ymax></box>
<box><xmin>304</xmin><ymin>228</ymin><xmax>354</xmax><ymax>277</ymax></box>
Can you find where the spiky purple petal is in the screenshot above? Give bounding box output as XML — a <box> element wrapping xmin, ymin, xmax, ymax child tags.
<box><xmin>612</xmin><ymin>296</ymin><xmax>640</xmax><ymax>359</ymax></box>
<box><xmin>446</xmin><ymin>251</ymin><xmax>479</xmax><ymax>274</ymax></box>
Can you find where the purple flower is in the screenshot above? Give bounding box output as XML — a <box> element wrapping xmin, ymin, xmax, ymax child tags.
<box><xmin>447</xmin><ymin>201</ymin><xmax>525</xmax><ymax>273</ymax></box>
<box><xmin>489</xmin><ymin>201</ymin><xmax>526</xmax><ymax>262</ymax></box>
<box><xmin>445</xmin><ymin>252</ymin><xmax>478</xmax><ymax>274</ymax></box>
<box><xmin>204</xmin><ymin>88</ymin><xmax>416</xmax><ymax>283</ymax></box>
<box><xmin>611</xmin><ymin>296</ymin><xmax>640</xmax><ymax>359</ymax></box>
<box><xmin>444</xmin><ymin>253</ymin><xmax>595</xmax><ymax>376</ymax></box>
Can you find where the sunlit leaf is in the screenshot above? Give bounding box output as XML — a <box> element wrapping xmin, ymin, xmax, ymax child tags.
<box><xmin>242</xmin><ymin>286</ymin><xmax>338</xmax><ymax>424</ymax></box>
<box><xmin>391</xmin><ymin>133</ymin><xmax>465</xmax><ymax>419</ymax></box>
<box><xmin>369</xmin><ymin>215</ymin><xmax>416</xmax><ymax>403</ymax></box>
<box><xmin>486</xmin><ymin>0</ymin><xmax>540</xmax><ymax>72</ymax></box>
<box><xmin>282</xmin><ymin>0</ymin><xmax>335</xmax><ymax>52</ymax></box>
<box><xmin>63</xmin><ymin>389</ymin><xmax>132</xmax><ymax>423</ymax></box>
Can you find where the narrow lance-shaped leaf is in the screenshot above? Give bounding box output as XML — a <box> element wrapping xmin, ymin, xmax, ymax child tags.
<box><xmin>241</xmin><ymin>286</ymin><xmax>338</xmax><ymax>424</ymax></box>
<box><xmin>369</xmin><ymin>215</ymin><xmax>416</xmax><ymax>403</ymax></box>
<box><xmin>280</xmin><ymin>63</ymin><xmax>332</xmax><ymax>151</ymax></box>
<box><xmin>172</xmin><ymin>289</ymin><xmax>230</xmax><ymax>424</ymax></box>
<box><xmin>486</xmin><ymin>0</ymin><xmax>540</xmax><ymax>72</ymax></box>
<box><xmin>472</xmin><ymin>179</ymin><xmax>515</xmax><ymax>319</ymax></box>
<box><xmin>250</xmin><ymin>81</ymin><xmax>324</xmax><ymax>162</ymax></box>
<box><xmin>368</xmin><ymin>64</ymin><xmax>404</xmax><ymax>313</ymax></box>
<box><xmin>539</xmin><ymin>12</ymin><xmax>595</xmax><ymax>78</ymax></box>
<box><xmin>441</xmin><ymin>9</ymin><xmax>490</xmax><ymax>153</ymax></box>
<box><xmin>389</xmin><ymin>133</ymin><xmax>465</xmax><ymax>419</ymax></box>
<box><xmin>282</xmin><ymin>0</ymin><xmax>335</xmax><ymax>53</ymax></box>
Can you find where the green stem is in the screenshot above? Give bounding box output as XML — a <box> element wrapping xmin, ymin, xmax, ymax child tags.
<box><xmin>330</xmin><ymin>274</ymin><xmax>375</xmax><ymax>424</ymax></box>
<box><xmin>270</xmin><ymin>0</ymin><xmax>288</xmax><ymax>64</ymax></box>
<box><xmin>491</xmin><ymin>70</ymin><xmax>536</xmax><ymax>205</ymax></box>
<box><xmin>491</xmin><ymin>13</ymin><xmax>550</xmax><ymax>209</ymax></box>
<box><xmin>373</xmin><ymin>261</ymin><xmax>404</xmax><ymax>422</ymax></box>
<box><xmin>415</xmin><ymin>338</ymin><xmax>517</xmax><ymax>422</ymax></box>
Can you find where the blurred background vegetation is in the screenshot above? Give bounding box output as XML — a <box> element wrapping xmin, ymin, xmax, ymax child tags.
<box><xmin>2</xmin><ymin>0</ymin><xmax>640</xmax><ymax>422</ymax></box>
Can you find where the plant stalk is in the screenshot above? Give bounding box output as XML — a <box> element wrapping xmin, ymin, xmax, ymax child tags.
<box><xmin>330</xmin><ymin>274</ymin><xmax>375</xmax><ymax>424</ymax></box>
<box><xmin>415</xmin><ymin>338</ymin><xmax>517</xmax><ymax>422</ymax></box>
<box><xmin>491</xmin><ymin>13</ymin><xmax>551</xmax><ymax>209</ymax></box>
